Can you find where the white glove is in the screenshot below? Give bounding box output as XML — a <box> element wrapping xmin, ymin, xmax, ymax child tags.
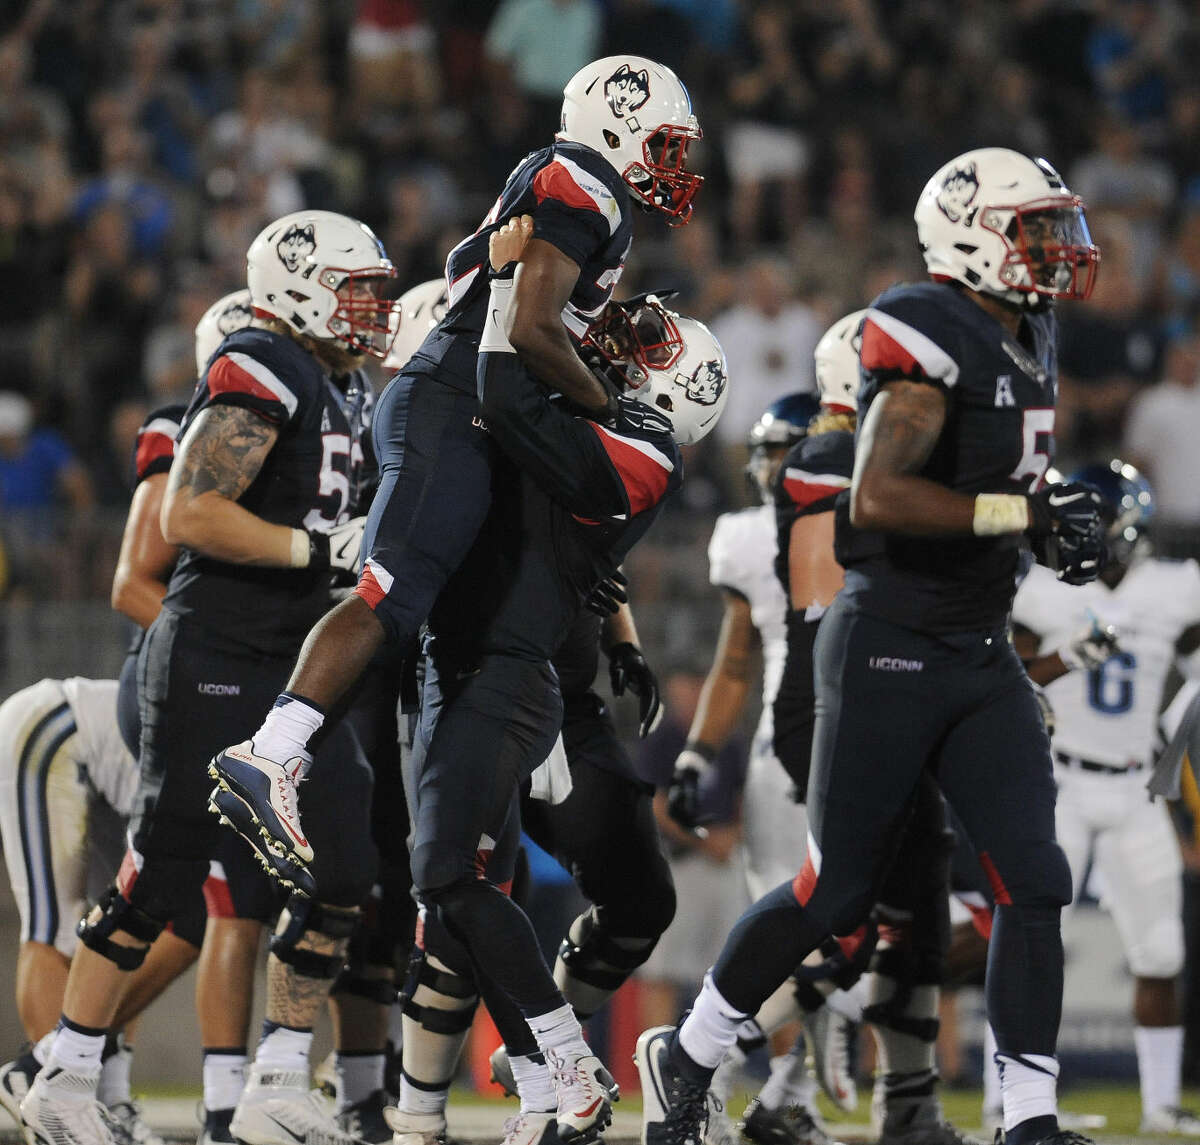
<box><xmin>1056</xmin><ymin>618</ymin><xmax>1120</xmax><ymax>671</ymax></box>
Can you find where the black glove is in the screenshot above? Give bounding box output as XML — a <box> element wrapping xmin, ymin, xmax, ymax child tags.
<box><xmin>307</xmin><ymin>517</ymin><xmax>367</xmax><ymax>586</ymax></box>
<box><xmin>608</xmin><ymin>641</ymin><xmax>662</xmax><ymax>737</ymax></box>
<box><xmin>586</xmin><ymin>570</ymin><xmax>629</xmax><ymax>617</ymax></box>
<box><xmin>1026</xmin><ymin>483</ymin><xmax>1106</xmax><ymax>584</ymax></box>
<box><xmin>667</xmin><ymin>747</ymin><xmax>714</xmax><ymax>832</ymax></box>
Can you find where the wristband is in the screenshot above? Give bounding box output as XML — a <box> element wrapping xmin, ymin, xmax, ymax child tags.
<box><xmin>480</xmin><ymin>280</ymin><xmax>516</xmax><ymax>354</ymax></box>
<box><xmin>972</xmin><ymin>493</ymin><xmax>1030</xmax><ymax>536</ymax></box>
<box><xmin>290</xmin><ymin>528</ymin><xmax>312</xmax><ymax>569</ymax></box>
<box><xmin>677</xmin><ymin>743</ymin><xmax>716</xmax><ymax>779</ymax></box>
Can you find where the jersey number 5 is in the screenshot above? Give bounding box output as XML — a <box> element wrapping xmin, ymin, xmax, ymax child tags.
<box><xmin>303</xmin><ymin>433</ymin><xmax>363</xmax><ymax>531</ymax></box>
<box><xmin>1009</xmin><ymin>408</ymin><xmax>1055</xmax><ymax>491</ymax></box>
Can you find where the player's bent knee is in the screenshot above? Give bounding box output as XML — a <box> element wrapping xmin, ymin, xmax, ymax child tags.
<box><xmin>1128</xmin><ymin>917</ymin><xmax>1185</xmax><ymax>980</ymax></box>
<box><xmin>558</xmin><ymin>907</ymin><xmax>664</xmax><ymax>991</ymax></box>
<box><xmin>270</xmin><ymin>896</ymin><xmax>360</xmax><ymax>980</ymax></box>
<box><xmin>411</xmin><ymin>847</ymin><xmax>473</xmax><ymax>898</ymax></box>
<box><xmin>76</xmin><ymin>886</ymin><xmax>165</xmax><ymax>971</ymax></box>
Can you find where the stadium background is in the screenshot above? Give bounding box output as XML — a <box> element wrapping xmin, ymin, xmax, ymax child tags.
<box><xmin>4</xmin><ymin>0</ymin><xmax>1200</xmax><ymax>1119</ymax></box>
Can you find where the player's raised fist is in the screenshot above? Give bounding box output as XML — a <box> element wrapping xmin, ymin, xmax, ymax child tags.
<box><xmin>489</xmin><ymin>215</ymin><xmax>534</xmax><ymax>272</ymax></box>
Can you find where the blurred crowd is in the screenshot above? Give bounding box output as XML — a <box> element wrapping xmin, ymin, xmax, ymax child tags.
<box><xmin>6</xmin><ymin>0</ymin><xmax>1200</xmax><ymax>598</ymax></box>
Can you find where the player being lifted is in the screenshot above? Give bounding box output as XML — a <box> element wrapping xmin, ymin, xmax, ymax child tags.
<box><xmin>636</xmin><ymin>147</ymin><xmax>1105</xmax><ymax>1145</ymax></box>
<box><xmin>208</xmin><ymin>51</ymin><xmax>704</xmax><ymax>879</ymax></box>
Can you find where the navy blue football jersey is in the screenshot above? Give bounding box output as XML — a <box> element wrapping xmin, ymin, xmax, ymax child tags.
<box><xmin>552</xmin><ymin>609</ymin><xmax>604</xmax><ymax>699</ymax></box>
<box><xmin>420</xmin><ymin>350</ymin><xmax>681</xmax><ymax>666</ymax></box>
<box><xmin>163</xmin><ymin>327</ymin><xmax>374</xmax><ymax>656</ymax></box>
<box><xmin>773</xmin><ymin>427</ymin><xmax>855</xmax><ymax>598</ymax></box>
<box><xmin>837</xmin><ymin>281</ymin><xmax>1058</xmax><ymax>631</ymax></box>
<box><xmin>405</xmin><ymin>142</ymin><xmax>634</xmax><ymax>393</ymax></box>
<box><xmin>132</xmin><ymin>403</ymin><xmax>187</xmax><ymax>487</ymax></box>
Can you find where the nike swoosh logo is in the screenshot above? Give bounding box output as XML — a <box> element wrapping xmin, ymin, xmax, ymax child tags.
<box><xmin>263</xmin><ymin>1114</ymin><xmax>305</xmax><ymax>1144</ymax></box>
<box><xmin>1048</xmin><ymin>492</ymin><xmax>1086</xmax><ymax>507</ymax></box>
<box><xmin>644</xmin><ymin>1036</ymin><xmax>671</xmax><ymax>1116</ymax></box>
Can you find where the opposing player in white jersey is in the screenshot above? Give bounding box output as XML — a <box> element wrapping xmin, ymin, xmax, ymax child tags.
<box><xmin>1011</xmin><ymin>460</ymin><xmax>1200</xmax><ymax>1135</ymax></box>
<box><xmin>0</xmin><ymin>678</ymin><xmax>203</xmax><ymax>1142</ymax></box>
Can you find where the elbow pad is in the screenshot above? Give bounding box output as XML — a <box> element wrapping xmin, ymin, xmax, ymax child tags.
<box><xmin>772</xmin><ymin>610</ymin><xmax>821</xmax><ymax>799</ymax></box>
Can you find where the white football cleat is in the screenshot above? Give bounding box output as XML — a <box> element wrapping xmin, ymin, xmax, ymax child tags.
<box><xmin>545</xmin><ymin>1048</ymin><xmax>612</xmax><ymax>1144</ymax></box>
<box><xmin>501</xmin><ymin>1112</ymin><xmax>559</xmax><ymax>1145</ymax></box>
<box><xmin>19</xmin><ymin>1065</ymin><xmax>117</xmax><ymax>1145</ymax></box>
<box><xmin>230</xmin><ymin>1066</ymin><xmax>359</xmax><ymax>1145</ymax></box>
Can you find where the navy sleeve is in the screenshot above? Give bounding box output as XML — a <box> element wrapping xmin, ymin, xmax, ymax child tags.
<box><xmin>132</xmin><ymin>403</ymin><xmax>186</xmax><ymax>486</ymax></box>
<box><xmin>860</xmin><ymin>289</ymin><xmax>963</xmax><ymax>395</ymax></box>
<box><xmin>529</xmin><ymin>155</ymin><xmax>622</xmax><ymax>269</ymax></box>
<box><xmin>477</xmin><ymin>349</ymin><xmax>675</xmax><ymax>521</ymax></box>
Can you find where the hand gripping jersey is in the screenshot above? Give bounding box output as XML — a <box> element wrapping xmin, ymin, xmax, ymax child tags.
<box><xmin>406</xmin><ymin>142</ymin><xmax>634</xmax><ymax>393</ymax></box>
<box><xmin>709</xmin><ymin>505</ymin><xmax>788</xmax><ymax>729</ymax></box>
<box><xmin>419</xmin><ymin>356</ymin><xmax>682</xmax><ymax>666</ymax></box>
<box><xmin>837</xmin><ymin>281</ymin><xmax>1058</xmax><ymax>631</ymax></box>
<box><xmin>773</xmin><ymin>427</ymin><xmax>855</xmax><ymax>603</ymax></box>
<box><xmin>162</xmin><ymin>327</ymin><xmax>374</xmax><ymax>656</ymax></box>
<box><xmin>1013</xmin><ymin>558</ymin><xmax>1200</xmax><ymax>767</ymax></box>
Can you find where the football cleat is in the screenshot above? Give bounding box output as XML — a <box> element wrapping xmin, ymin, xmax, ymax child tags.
<box><xmin>230</xmin><ymin>1066</ymin><xmax>359</xmax><ymax>1145</ymax></box>
<box><xmin>873</xmin><ymin>1092</ymin><xmax>982</xmax><ymax>1145</ymax></box>
<box><xmin>0</xmin><ymin>1049</ymin><xmax>40</xmax><ymax>1138</ymax></box>
<box><xmin>740</xmin><ymin>1100</ymin><xmax>842</xmax><ymax>1145</ymax></box>
<box><xmin>1140</xmin><ymin>1106</ymin><xmax>1200</xmax><ymax>1135</ymax></box>
<box><xmin>19</xmin><ymin>1065</ymin><xmax>117</xmax><ymax>1145</ymax></box>
<box><xmin>105</xmin><ymin>1101</ymin><xmax>164</xmax><ymax>1145</ymax></box>
<box><xmin>335</xmin><ymin>1090</ymin><xmax>391</xmax><ymax>1144</ymax></box>
<box><xmin>196</xmin><ymin>1107</ymin><xmax>236</xmax><ymax>1145</ymax></box>
<box><xmin>209</xmin><ymin>740</ymin><xmax>313</xmax><ymax>865</ymax></box>
<box><xmin>995</xmin><ymin>1133</ymin><xmax>1095</xmax><ymax>1145</ymax></box>
<box><xmin>383</xmin><ymin>1107</ymin><xmax>448</xmax><ymax>1145</ymax></box>
<box><xmin>545</xmin><ymin>1048</ymin><xmax>612</xmax><ymax>1144</ymax></box>
<box><xmin>983</xmin><ymin>1109</ymin><xmax>1106</xmax><ymax>1136</ymax></box>
<box><xmin>489</xmin><ymin>1045</ymin><xmax>519</xmax><ymax>1099</ymax></box>
<box><xmin>501</xmin><ymin>1112</ymin><xmax>559</xmax><ymax>1145</ymax></box>
<box><xmin>801</xmin><ymin>1006</ymin><xmax>857</xmax><ymax>1114</ymax></box>
<box><xmin>702</xmin><ymin>1094</ymin><xmax>738</xmax><ymax>1145</ymax></box>
<box><xmin>635</xmin><ymin>1026</ymin><xmax>709</xmax><ymax>1145</ymax></box>
<box><xmin>207</xmin><ymin>785</ymin><xmax>315</xmax><ymax>899</ymax></box>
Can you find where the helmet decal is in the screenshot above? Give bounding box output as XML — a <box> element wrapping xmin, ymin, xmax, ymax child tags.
<box><xmin>605</xmin><ymin>64</ymin><xmax>650</xmax><ymax>119</ymax></box>
<box><xmin>276</xmin><ymin>223</ymin><xmax>317</xmax><ymax>274</ymax></box>
<box><xmin>216</xmin><ymin>297</ymin><xmax>254</xmax><ymax>336</ymax></box>
<box><xmin>936</xmin><ymin>162</ymin><xmax>980</xmax><ymax>225</ymax></box>
<box><xmin>684</xmin><ymin>359</ymin><xmax>726</xmax><ymax>405</ymax></box>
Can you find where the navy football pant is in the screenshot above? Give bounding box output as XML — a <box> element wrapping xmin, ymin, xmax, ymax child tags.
<box><xmin>356</xmin><ymin>372</ymin><xmax>495</xmax><ymax>645</ymax></box>
<box><xmin>711</xmin><ymin>595</ymin><xmax>1071</xmax><ymax>1058</ymax></box>
<box><xmin>408</xmin><ymin>649</ymin><xmax>563</xmax><ymax>1018</ymax></box>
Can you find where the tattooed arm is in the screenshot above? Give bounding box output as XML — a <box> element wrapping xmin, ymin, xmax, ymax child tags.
<box><xmin>161</xmin><ymin>405</ymin><xmax>297</xmax><ymax>566</ymax></box>
<box><xmin>850</xmin><ymin>380</ymin><xmax>978</xmax><ymax>535</ymax></box>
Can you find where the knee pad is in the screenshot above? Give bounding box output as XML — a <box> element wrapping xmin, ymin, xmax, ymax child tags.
<box><xmin>1128</xmin><ymin>915</ymin><xmax>1185</xmax><ymax>980</ymax></box>
<box><xmin>557</xmin><ymin>908</ymin><xmax>659</xmax><ymax>991</ymax></box>
<box><xmin>399</xmin><ymin>910</ymin><xmax>479</xmax><ymax>1039</ymax></box>
<box><xmin>269</xmin><ymin>896</ymin><xmax>360</xmax><ymax>979</ymax></box>
<box><xmin>331</xmin><ymin>892</ymin><xmax>400</xmax><ymax>1006</ymax></box>
<box><xmin>76</xmin><ymin>886</ymin><xmax>166</xmax><ymax>971</ymax></box>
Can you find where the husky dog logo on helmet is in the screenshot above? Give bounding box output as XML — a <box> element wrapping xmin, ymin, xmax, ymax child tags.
<box><xmin>684</xmin><ymin>359</ymin><xmax>726</xmax><ymax>406</ymax></box>
<box><xmin>276</xmin><ymin>223</ymin><xmax>317</xmax><ymax>273</ymax></box>
<box><xmin>936</xmin><ymin>162</ymin><xmax>980</xmax><ymax>224</ymax></box>
<box><xmin>604</xmin><ymin>64</ymin><xmax>651</xmax><ymax>120</ymax></box>
<box><xmin>217</xmin><ymin>297</ymin><xmax>254</xmax><ymax>335</ymax></box>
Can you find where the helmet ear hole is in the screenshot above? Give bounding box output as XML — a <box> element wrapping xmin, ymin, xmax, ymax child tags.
<box><xmin>603</xmin><ymin>129</ymin><xmax>620</xmax><ymax>149</ymax></box>
<box><xmin>655</xmin><ymin>394</ymin><xmax>674</xmax><ymax>412</ymax></box>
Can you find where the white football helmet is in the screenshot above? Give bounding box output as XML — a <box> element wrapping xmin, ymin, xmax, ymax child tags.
<box><xmin>246</xmin><ymin>210</ymin><xmax>396</xmax><ymax>357</ymax></box>
<box><xmin>383</xmin><ymin>278</ymin><xmax>448</xmax><ymax>370</ymax></box>
<box><xmin>583</xmin><ymin>296</ymin><xmax>727</xmax><ymax>445</ymax></box>
<box><xmin>914</xmin><ymin>147</ymin><xmax>1098</xmax><ymax>306</ymax></box>
<box><xmin>195</xmin><ymin>289</ymin><xmax>254</xmax><ymax>376</ymax></box>
<box><xmin>558</xmin><ymin>55</ymin><xmax>702</xmax><ymax>224</ymax></box>
<box><xmin>813</xmin><ymin>310</ymin><xmax>867</xmax><ymax>411</ymax></box>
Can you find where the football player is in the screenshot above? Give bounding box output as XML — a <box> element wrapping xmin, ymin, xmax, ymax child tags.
<box><xmin>0</xmin><ymin>676</ymin><xmax>203</xmax><ymax>1145</ymax></box>
<box><xmin>207</xmin><ymin>53</ymin><xmax>704</xmax><ymax>893</ymax></box>
<box><xmin>636</xmin><ymin>147</ymin><xmax>1104</xmax><ymax>1145</ymax></box>
<box><xmin>20</xmin><ymin>210</ymin><xmax>390</xmax><ymax>1145</ymax></box>
<box><xmin>1010</xmin><ymin>461</ymin><xmax>1200</xmax><ymax>1135</ymax></box>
